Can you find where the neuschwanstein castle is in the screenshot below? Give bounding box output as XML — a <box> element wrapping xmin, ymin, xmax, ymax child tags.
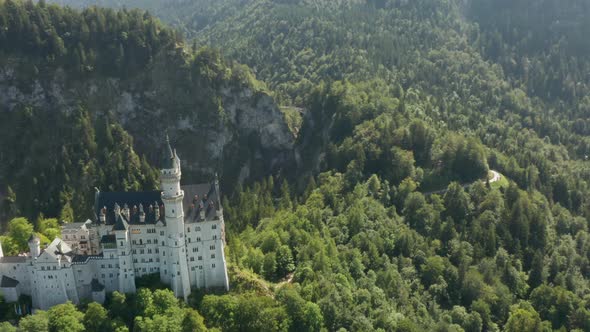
<box><xmin>0</xmin><ymin>137</ymin><xmax>229</xmax><ymax>310</ymax></box>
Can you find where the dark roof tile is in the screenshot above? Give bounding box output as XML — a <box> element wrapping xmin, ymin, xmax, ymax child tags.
<box><xmin>0</xmin><ymin>275</ymin><xmax>19</xmax><ymax>288</ymax></box>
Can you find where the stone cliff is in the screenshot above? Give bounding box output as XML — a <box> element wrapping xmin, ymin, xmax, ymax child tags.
<box><xmin>0</xmin><ymin>46</ymin><xmax>296</xmax><ymax>187</ymax></box>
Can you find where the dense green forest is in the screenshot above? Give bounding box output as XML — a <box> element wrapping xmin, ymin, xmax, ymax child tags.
<box><xmin>2</xmin><ymin>0</ymin><xmax>590</xmax><ymax>331</ymax></box>
<box><xmin>0</xmin><ymin>0</ymin><xmax>294</xmax><ymax>226</ymax></box>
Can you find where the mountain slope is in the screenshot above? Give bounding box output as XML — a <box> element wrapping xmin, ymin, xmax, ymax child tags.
<box><xmin>0</xmin><ymin>0</ymin><xmax>295</xmax><ymax>222</ymax></box>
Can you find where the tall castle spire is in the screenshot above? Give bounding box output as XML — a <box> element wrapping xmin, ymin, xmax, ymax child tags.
<box><xmin>162</xmin><ymin>132</ymin><xmax>177</xmax><ymax>170</ymax></box>
<box><xmin>159</xmin><ymin>134</ymin><xmax>191</xmax><ymax>300</ymax></box>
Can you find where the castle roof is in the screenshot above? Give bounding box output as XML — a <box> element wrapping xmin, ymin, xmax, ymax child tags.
<box><xmin>113</xmin><ymin>214</ymin><xmax>129</xmax><ymax>231</ymax></box>
<box><xmin>0</xmin><ymin>275</ymin><xmax>19</xmax><ymax>288</ymax></box>
<box><xmin>162</xmin><ymin>133</ymin><xmax>176</xmax><ymax>169</ymax></box>
<box><xmin>183</xmin><ymin>182</ymin><xmax>221</xmax><ymax>223</ymax></box>
<box><xmin>40</xmin><ymin>238</ymin><xmax>73</xmax><ymax>260</ymax></box>
<box><xmin>28</xmin><ymin>233</ymin><xmax>40</xmax><ymax>243</ymax></box>
<box><xmin>95</xmin><ymin>191</ymin><xmax>164</xmax><ymax>225</ymax></box>
<box><xmin>94</xmin><ymin>182</ymin><xmax>221</xmax><ymax>226</ymax></box>
<box><xmin>0</xmin><ymin>256</ymin><xmax>26</xmax><ymax>263</ymax></box>
<box><xmin>72</xmin><ymin>254</ymin><xmax>102</xmax><ymax>263</ymax></box>
<box><xmin>62</xmin><ymin>222</ymin><xmax>88</xmax><ymax>230</ymax></box>
<box><xmin>100</xmin><ymin>234</ymin><xmax>116</xmax><ymax>244</ymax></box>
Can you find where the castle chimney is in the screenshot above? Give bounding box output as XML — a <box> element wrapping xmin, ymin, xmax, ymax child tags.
<box><xmin>139</xmin><ymin>204</ymin><xmax>145</xmax><ymax>223</ymax></box>
<box><xmin>199</xmin><ymin>201</ymin><xmax>205</xmax><ymax>220</ymax></box>
<box><xmin>123</xmin><ymin>204</ymin><xmax>130</xmax><ymax>220</ymax></box>
<box><xmin>99</xmin><ymin>207</ymin><xmax>106</xmax><ymax>223</ymax></box>
<box><xmin>154</xmin><ymin>202</ymin><xmax>160</xmax><ymax>220</ymax></box>
<box><xmin>114</xmin><ymin>203</ymin><xmax>121</xmax><ymax>217</ymax></box>
<box><xmin>28</xmin><ymin>234</ymin><xmax>40</xmax><ymax>258</ymax></box>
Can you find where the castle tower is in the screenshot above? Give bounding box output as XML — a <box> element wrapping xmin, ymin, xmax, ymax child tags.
<box><xmin>28</xmin><ymin>234</ymin><xmax>41</xmax><ymax>258</ymax></box>
<box><xmin>160</xmin><ymin>134</ymin><xmax>191</xmax><ymax>300</ymax></box>
<box><xmin>113</xmin><ymin>209</ymin><xmax>136</xmax><ymax>294</ymax></box>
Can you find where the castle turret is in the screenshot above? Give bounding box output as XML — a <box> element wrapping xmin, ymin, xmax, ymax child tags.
<box><xmin>122</xmin><ymin>204</ymin><xmax>130</xmax><ymax>220</ymax></box>
<box><xmin>28</xmin><ymin>234</ymin><xmax>41</xmax><ymax>258</ymax></box>
<box><xmin>139</xmin><ymin>204</ymin><xmax>146</xmax><ymax>223</ymax></box>
<box><xmin>160</xmin><ymin>134</ymin><xmax>191</xmax><ymax>300</ymax></box>
<box><xmin>113</xmin><ymin>212</ymin><xmax>136</xmax><ymax>293</ymax></box>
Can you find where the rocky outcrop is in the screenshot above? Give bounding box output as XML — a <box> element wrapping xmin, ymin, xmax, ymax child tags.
<box><xmin>0</xmin><ymin>48</ymin><xmax>296</xmax><ymax>187</ymax></box>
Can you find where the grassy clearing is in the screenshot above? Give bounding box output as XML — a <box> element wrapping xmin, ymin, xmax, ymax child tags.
<box><xmin>489</xmin><ymin>170</ymin><xmax>509</xmax><ymax>190</ymax></box>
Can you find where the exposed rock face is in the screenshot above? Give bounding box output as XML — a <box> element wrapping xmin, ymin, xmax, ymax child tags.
<box><xmin>0</xmin><ymin>48</ymin><xmax>296</xmax><ymax>186</ymax></box>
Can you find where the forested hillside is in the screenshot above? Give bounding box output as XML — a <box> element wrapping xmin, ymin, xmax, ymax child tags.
<box><xmin>2</xmin><ymin>0</ymin><xmax>590</xmax><ymax>331</ymax></box>
<box><xmin>0</xmin><ymin>0</ymin><xmax>295</xmax><ymax>225</ymax></box>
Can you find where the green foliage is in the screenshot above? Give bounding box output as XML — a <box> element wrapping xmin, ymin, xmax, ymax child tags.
<box><xmin>0</xmin><ymin>322</ymin><xmax>15</xmax><ymax>332</ymax></box>
<box><xmin>0</xmin><ymin>0</ymin><xmax>178</xmax><ymax>76</ymax></box>
<box><xmin>7</xmin><ymin>217</ymin><xmax>33</xmax><ymax>252</ymax></box>
<box><xmin>47</xmin><ymin>302</ymin><xmax>84</xmax><ymax>332</ymax></box>
<box><xmin>3</xmin><ymin>0</ymin><xmax>590</xmax><ymax>331</ymax></box>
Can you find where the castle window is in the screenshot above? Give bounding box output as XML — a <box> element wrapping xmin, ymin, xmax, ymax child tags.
<box><xmin>140</xmin><ymin>249</ymin><xmax>144</xmax><ymax>254</ymax></box>
<box><xmin>187</xmin><ymin>227</ymin><xmax>190</xmax><ymax>232</ymax></box>
<box><xmin>102</xmin><ymin>274</ymin><xmax>105</xmax><ymax>278</ymax></box>
<box><xmin>148</xmin><ymin>249</ymin><xmax>152</xmax><ymax>254</ymax></box>
<box><xmin>191</xmin><ymin>267</ymin><xmax>195</xmax><ymax>271</ymax></box>
<box><xmin>172</xmin><ymin>209</ymin><xmax>174</xmax><ymax>213</ymax></box>
<box><xmin>133</xmin><ymin>249</ymin><xmax>137</xmax><ymax>254</ymax></box>
<box><xmin>149</xmin><ymin>258</ymin><xmax>153</xmax><ymax>263</ymax></box>
<box><xmin>199</xmin><ymin>266</ymin><xmax>203</xmax><ymax>270</ymax></box>
<box><xmin>156</xmin><ymin>258</ymin><xmax>160</xmax><ymax>263</ymax></box>
<box><xmin>109</xmin><ymin>264</ymin><xmax>112</xmax><ymax>268</ymax></box>
<box><xmin>196</xmin><ymin>227</ymin><xmax>201</xmax><ymax>231</ymax></box>
<box><xmin>188</xmin><ymin>238</ymin><xmax>191</xmax><ymax>243</ymax></box>
<box><xmin>140</xmin><ymin>239</ymin><xmax>143</xmax><ymax>245</ymax></box>
<box><xmin>211</xmin><ymin>254</ymin><xmax>215</xmax><ymax>259</ymax></box>
<box><xmin>101</xmin><ymin>265</ymin><xmax>105</xmax><ymax>268</ymax></box>
<box><xmin>164</xmin><ymin>270</ymin><xmax>167</xmax><ymax>275</ymax></box>
<box><xmin>133</xmin><ymin>259</ymin><xmax>137</xmax><ymax>263</ymax></box>
<box><xmin>213</xmin><ymin>235</ymin><xmax>217</xmax><ymax>240</ymax></box>
<box><xmin>122</xmin><ymin>251</ymin><xmax>125</xmax><ymax>256</ymax></box>
<box><xmin>160</xmin><ymin>231</ymin><xmax>164</xmax><ymax>236</ymax></box>
<box><xmin>198</xmin><ymin>256</ymin><xmax>202</xmax><ymax>261</ymax></box>
<box><xmin>197</xmin><ymin>237</ymin><xmax>201</xmax><ymax>242</ymax></box>
<box><xmin>212</xmin><ymin>225</ymin><xmax>217</xmax><ymax>230</ymax></box>
<box><xmin>210</xmin><ymin>245</ymin><xmax>215</xmax><ymax>250</ymax></box>
<box><xmin>41</xmin><ymin>266</ymin><xmax>45</xmax><ymax>271</ymax></box>
<box><xmin>155</xmin><ymin>249</ymin><xmax>159</xmax><ymax>254</ymax></box>
<box><xmin>192</xmin><ymin>248</ymin><xmax>197</xmax><ymax>253</ymax></box>
<box><xmin>132</xmin><ymin>240</ymin><xmax>136</xmax><ymax>245</ymax></box>
<box><xmin>190</xmin><ymin>257</ymin><xmax>194</xmax><ymax>262</ymax></box>
<box><xmin>212</xmin><ymin>264</ymin><xmax>216</xmax><ymax>268</ymax></box>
